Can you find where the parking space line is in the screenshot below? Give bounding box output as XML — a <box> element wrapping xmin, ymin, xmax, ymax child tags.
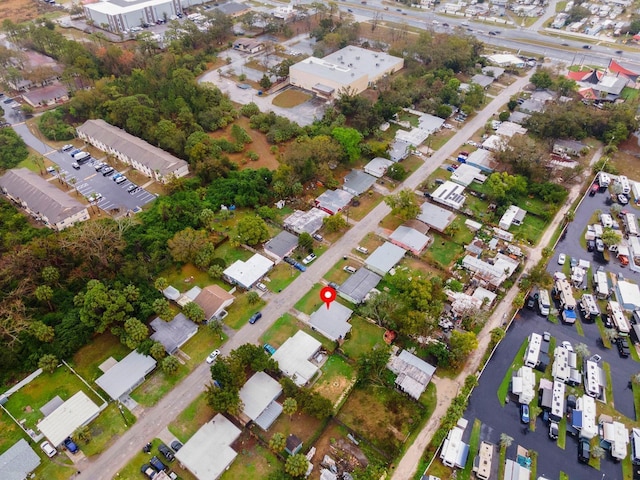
<box><xmin>84</xmin><ymin>173</ymin><xmax>97</xmax><ymax>180</ymax></box>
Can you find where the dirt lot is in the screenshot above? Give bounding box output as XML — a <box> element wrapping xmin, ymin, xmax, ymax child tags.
<box><xmin>311</xmin><ymin>421</ymin><xmax>371</xmax><ymax>479</ymax></box>
<box><xmin>1</xmin><ymin>0</ymin><xmax>53</xmax><ymax>23</ymax></box>
<box><xmin>614</xmin><ymin>132</ymin><xmax>640</xmax><ymax>175</ymax></box>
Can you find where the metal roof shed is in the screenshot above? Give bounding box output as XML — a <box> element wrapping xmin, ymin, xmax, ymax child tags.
<box><xmin>175</xmin><ymin>414</ymin><xmax>241</xmax><ymax>480</ymax></box>
<box><xmin>95</xmin><ymin>351</ymin><xmax>157</xmax><ymax>400</ymax></box>
<box><xmin>38</xmin><ymin>391</ymin><xmax>100</xmax><ymax>446</ymax></box>
<box><xmin>309</xmin><ymin>301</ymin><xmax>353</xmax><ymax>342</ymax></box>
<box><xmin>365</xmin><ymin>242</ymin><xmax>406</xmax><ymax>276</ymax></box>
<box><xmin>337</xmin><ymin>268</ymin><xmax>382</xmax><ymax>304</ymax></box>
<box><xmin>0</xmin><ymin>438</ymin><xmax>40</xmax><ymax>480</ymax></box>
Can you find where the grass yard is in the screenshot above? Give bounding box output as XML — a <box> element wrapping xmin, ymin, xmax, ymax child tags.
<box><xmin>349</xmin><ymin>191</ymin><xmax>384</xmax><ymax>222</ymax></box>
<box><xmin>271</xmin><ymin>89</ymin><xmax>312</xmax><ymax>108</ymax></box>
<box><xmin>168</xmin><ymin>393</ymin><xmax>215</xmax><ymax>443</ymax></box>
<box><xmin>181</xmin><ymin>325</ymin><xmax>227</xmax><ymax>368</ymax></box>
<box><xmin>460</xmin><ymin>419</ymin><xmax>482</xmax><ymax>480</ymax></box>
<box><xmin>379</xmin><ymin>212</ymin><xmax>405</xmax><ymax>232</ymax></box>
<box><xmin>81</xmin><ymin>403</ymin><xmax>136</xmax><ymax>457</ymax></box>
<box><xmin>294</xmin><ymin>284</ymin><xmax>324</xmax><ymax>314</ymax></box>
<box><xmin>603</xmin><ymin>361</ymin><xmax>614</xmax><ymax>405</ymax></box>
<box><xmin>265</xmin><ymin>261</ymin><xmax>301</xmax><ymax>292</ymax></box>
<box><xmin>224</xmin><ymin>294</ymin><xmax>266</xmax><ymax>330</ymax></box>
<box><xmin>4</xmin><ymin>366</ymin><xmax>104</xmax><ymax>431</ymax></box>
<box><xmin>574</xmin><ymin>317</ymin><xmax>584</xmax><ymax>336</ymax></box>
<box><xmin>221</xmin><ymin>442</ymin><xmax>281</xmax><ymax>480</ymax></box>
<box><xmin>449</xmin><ymin>216</ymin><xmax>475</xmax><ymax>245</ymax></box>
<box><xmin>497</xmin><ymin>339</ymin><xmax>528</xmax><ymax>406</ymax></box>
<box><xmin>260</xmin><ymin>313</ymin><xmax>336</xmax><ymax>353</ymax></box>
<box><xmin>424</xmin><ymin>232</ymin><xmax>464</xmax><ymax>269</ymax></box>
<box><xmin>312</xmin><ymin>355</ymin><xmax>356</xmax><ymax>406</ymax></box>
<box><xmin>622</xmin><ymin>87</ymin><xmax>639</xmax><ymax>101</ymax></box>
<box><xmin>338</xmin><ymin>385</ymin><xmax>424</xmax><ymax>456</ymax></box>
<box><xmin>33</xmin><ymin>454</ymin><xmax>77</xmax><ymax>480</ymax></box>
<box><xmin>400</xmin><ymin>155</ymin><xmax>424</xmax><ymax>176</ymax></box>
<box><xmin>595</xmin><ymin>317</ymin><xmax>612</xmax><ymax>348</ymax></box>
<box><xmin>557</xmin><ymin>416</ymin><xmax>567</xmax><ymax>449</ymax></box>
<box><xmin>511</xmin><ymin>213</ymin><xmax>547</xmax><ymax>246</ymax></box>
<box><xmin>116</xmin><ymin>438</ymin><xmax>196</xmax><ymax>480</ymax></box>
<box><xmin>341</xmin><ymin>316</ymin><xmax>385</xmax><ymax>361</ymax></box>
<box><xmin>130</xmin><ymin>362</ymin><xmax>189</xmax><ymax>407</ymax></box>
<box><xmin>267</xmin><ymin>410</ymin><xmax>326</xmax><ymax>447</ymax></box>
<box><xmin>323</xmin><ymin>260</ymin><xmax>353</xmax><ymax>285</ymax></box>
<box><xmin>0</xmin><ymin>411</ymin><xmax>28</xmax><ymax>456</ymax></box>
<box><xmin>161</xmin><ymin>263</ymin><xmax>217</xmax><ymax>293</ymax></box>
<box><xmin>17</xmin><ymin>154</ymin><xmax>46</xmax><ymax>173</ymax></box>
<box><xmin>72</xmin><ymin>332</ymin><xmax>130</xmax><ymax>382</ymax></box>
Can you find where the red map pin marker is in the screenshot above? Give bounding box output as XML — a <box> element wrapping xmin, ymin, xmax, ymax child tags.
<box><xmin>320</xmin><ymin>286</ymin><xmax>337</xmax><ymax>309</ymax></box>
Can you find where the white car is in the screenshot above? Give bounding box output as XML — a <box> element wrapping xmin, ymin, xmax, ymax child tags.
<box><xmin>206</xmin><ymin>349</ymin><xmax>221</xmax><ymax>364</ymax></box>
<box><xmin>40</xmin><ymin>441</ymin><xmax>57</xmax><ymax>458</ymax></box>
<box><xmin>558</xmin><ymin>253</ymin><xmax>566</xmax><ymax>265</ymax></box>
<box><xmin>302</xmin><ymin>253</ymin><xmax>316</xmax><ymax>265</ymax></box>
<box><xmin>561</xmin><ymin>341</ymin><xmax>573</xmax><ymax>352</ymax></box>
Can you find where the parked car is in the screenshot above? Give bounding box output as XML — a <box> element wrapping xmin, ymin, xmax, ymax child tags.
<box><xmin>158</xmin><ymin>443</ymin><xmax>175</xmax><ymax>462</ymax></box>
<box><xmin>520</xmin><ymin>404</ymin><xmax>530</xmax><ymax>424</ymax></box>
<box><xmin>578</xmin><ymin>438</ymin><xmax>591</xmax><ymax>463</ymax></box>
<box><xmin>283</xmin><ymin>257</ymin><xmax>306</xmax><ymax>272</ymax></box>
<box><xmin>127</xmin><ymin>184</ymin><xmax>137</xmax><ymax>192</ymax></box>
<box><xmin>40</xmin><ymin>441</ymin><xmax>57</xmax><ymax>457</ymax></box>
<box><xmin>141</xmin><ymin>464</ymin><xmax>157</xmax><ymax>479</ymax></box>
<box><xmin>71</xmin><ymin>162</ymin><xmax>80</xmax><ymax>170</ymax></box>
<box><xmin>115</xmin><ymin>176</ymin><xmax>127</xmax><ymax>184</ymax></box>
<box><xmin>617</xmin><ymin>337</ymin><xmax>630</xmax><ymax>358</ymax></box>
<box><xmin>206</xmin><ymin>349</ymin><xmax>221</xmax><ymax>364</ymax></box>
<box><xmin>61</xmin><ymin>144</ymin><xmax>74</xmax><ymax>152</ymax></box>
<box><xmin>302</xmin><ymin>253</ymin><xmax>317</xmax><ymax>265</ymax></box>
<box><xmin>312</xmin><ymin>233</ymin><xmax>323</xmax><ymax>241</ymax></box>
<box><xmin>595</xmin><ymin>238</ymin><xmax>605</xmax><ymax>253</ymax></box>
<box><xmin>87</xmin><ymin>193</ymin><xmax>102</xmax><ymax>203</ymax></box>
<box><xmin>102</xmin><ymin>166</ymin><xmax>114</xmax><ymax>176</ymax></box>
<box><xmin>69</xmin><ymin>148</ymin><xmax>81</xmax><ymax>156</ymax></box>
<box><xmin>561</xmin><ymin>341</ymin><xmax>573</xmax><ymax>352</ymax></box>
<box><xmin>248</xmin><ymin>312</ymin><xmax>262</xmax><ymax>324</ymax></box>
<box><xmin>46</xmin><ymin>166</ymin><xmax>56</xmax><ymax>174</ymax></box>
<box><xmin>263</xmin><ymin>343</ymin><xmax>276</xmax><ymax>355</ymax></box>
<box><xmin>356</xmin><ymin>246</ymin><xmax>369</xmax><ymax>254</ymax></box>
<box><xmin>558</xmin><ymin>253</ymin><xmax>566</xmax><ymax>265</ymax></box>
<box><xmin>150</xmin><ymin>456</ymin><xmax>167</xmax><ymax>472</ymax></box>
<box><xmin>589</xmin><ymin>184</ymin><xmax>598</xmax><ymax>196</ymax></box>
<box><xmin>549</xmin><ymin>422</ymin><xmax>559</xmax><ymax>440</ymax></box>
<box><xmin>570</xmin><ymin>257</ymin><xmax>578</xmax><ymax>268</ymax></box>
<box><xmin>618</xmin><ymin>194</ymin><xmax>629</xmax><ymax>205</ymax></box>
<box><xmin>526</xmin><ymin>295</ymin><xmax>536</xmax><ymax>309</ymax></box>
<box><xmin>587</xmin><ymin>239</ymin><xmax>595</xmax><ymax>252</ymax></box>
<box><xmin>63</xmin><ymin>437</ymin><xmax>79</xmax><ymax>454</ymax></box>
<box><xmin>170</xmin><ymin>440</ymin><xmax>183</xmax><ymax>452</ymax></box>
<box><xmin>256</xmin><ymin>282</ymin><xmax>267</xmax><ymax>292</ymax></box>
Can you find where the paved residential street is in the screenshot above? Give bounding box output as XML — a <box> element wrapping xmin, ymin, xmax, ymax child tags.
<box><xmin>73</xmin><ymin>70</ymin><xmax>536</xmax><ymax>480</ymax></box>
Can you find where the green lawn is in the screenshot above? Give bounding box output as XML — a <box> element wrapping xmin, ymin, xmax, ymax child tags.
<box><xmin>72</xmin><ymin>332</ymin><xmax>130</xmax><ymax>382</ymax></box>
<box><xmin>130</xmin><ymin>363</ymin><xmax>190</xmax><ymax>407</ymax></box>
<box><xmin>34</xmin><ymin>454</ymin><xmax>77</xmax><ymax>480</ymax></box>
<box><xmin>349</xmin><ymin>191</ymin><xmax>384</xmax><ymax>222</ymax></box>
<box><xmin>81</xmin><ymin>403</ymin><xmax>136</xmax><ymax>457</ymax></box>
<box><xmin>0</xmin><ymin>411</ymin><xmax>29</xmax><ymax>456</ymax></box>
<box><xmin>161</xmin><ymin>263</ymin><xmax>217</xmax><ymax>293</ymax></box>
<box><xmin>312</xmin><ymin>355</ymin><xmax>356</xmax><ymax>406</ymax></box>
<box><xmin>622</xmin><ymin>87</ymin><xmax>639</xmax><ymax>101</ymax></box>
<box><xmin>4</xmin><ymin>366</ymin><xmax>104</xmax><ymax>431</ymax></box>
<box><xmin>224</xmin><ymin>294</ymin><xmax>266</xmax><ymax>330</ymax></box>
<box><xmin>449</xmin><ymin>216</ymin><xmax>474</xmax><ymax>245</ymax></box>
<box><xmin>603</xmin><ymin>361</ymin><xmax>614</xmax><ymax>404</ymax></box>
<box><xmin>221</xmin><ymin>444</ymin><xmax>282</xmax><ymax>480</ymax></box>
<box><xmin>574</xmin><ymin>317</ymin><xmax>584</xmax><ymax>336</ymax></box>
<box><xmin>595</xmin><ymin>317</ymin><xmax>612</xmax><ymax>348</ymax></box>
<box><xmin>168</xmin><ymin>392</ymin><xmax>215</xmax><ymax>443</ymax></box>
<box><xmin>511</xmin><ymin>213</ymin><xmax>547</xmax><ymax>245</ymax></box>
<box><xmin>294</xmin><ymin>284</ymin><xmax>324</xmax><ymax>314</ymax></box>
<box><xmin>266</xmin><ymin>261</ymin><xmax>301</xmax><ymax>292</ymax></box>
<box><xmin>425</xmin><ymin>232</ymin><xmax>464</xmax><ymax>269</ymax></box>
<box><xmin>557</xmin><ymin>416</ymin><xmax>567</xmax><ymax>449</ymax></box>
<box><xmin>323</xmin><ymin>260</ymin><xmax>352</xmax><ymax>285</ymax></box>
<box><xmin>116</xmin><ymin>438</ymin><xmax>196</xmax><ymax>480</ymax></box>
<box><xmin>341</xmin><ymin>316</ymin><xmax>385</xmax><ymax>360</ymax></box>
<box><xmin>260</xmin><ymin>313</ymin><xmax>336</xmax><ymax>353</ymax></box>
<box><xmin>460</xmin><ymin>419</ymin><xmax>482</xmax><ymax>480</ymax></box>
<box><xmin>497</xmin><ymin>339</ymin><xmax>528</xmax><ymax>405</ymax></box>
<box><xmin>181</xmin><ymin>325</ymin><xmax>227</xmax><ymax>368</ymax></box>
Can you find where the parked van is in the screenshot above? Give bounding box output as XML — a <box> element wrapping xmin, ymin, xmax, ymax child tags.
<box><xmin>600</xmin><ymin>213</ymin><xmax>613</xmax><ymax>229</ymax></box>
<box><xmin>538</xmin><ymin>289</ymin><xmax>550</xmax><ymax>316</ymax></box>
<box><xmin>73</xmin><ymin>151</ymin><xmax>91</xmax><ymax>164</ymax></box>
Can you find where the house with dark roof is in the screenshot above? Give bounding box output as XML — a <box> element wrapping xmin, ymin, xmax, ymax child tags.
<box><xmin>553</xmin><ymin>139</ymin><xmax>586</xmax><ymax>156</ymax></box>
<box><xmin>264</xmin><ymin>231</ymin><xmax>299</xmax><ymax>261</ymax></box>
<box><xmin>215</xmin><ymin>1</ymin><xmax>250</xmax><ymax>17</ymax></box>
<box><xmin>77</xmin><ymin>119</ymin><xmax>189</xmax><ymax>183</ymax></box>
<box><xmin>193</xmin><ymin>285</ymin><xmax>235</xmax><ymax>321</ymax></box>
<box><xmin>21</xmin><ymin>82</ymin><xmax>69</xmax><ymax>108</ymax></box>
<box><xmin>0</xmin><ymin>168</ymin><xmax>89</xmax><ymax>231</ymax></box>
<box><xmin>233</xmin><ymin>38</ymin><xmax>264</xmax><ymax>53</ymax></box>
<box><xmin>0</xmin><ymin>439</ymin><xmax>41</xmax><ymax>480</ymax></box>
<box><xmin>387</xmin><ymin>349</ymin><xmax>436</xmax><ymax>400</ymax></box>
<box><xmin>150</xmin><ymin>313</ymin><xmax>198</xmax><ymax>354</ymax></box>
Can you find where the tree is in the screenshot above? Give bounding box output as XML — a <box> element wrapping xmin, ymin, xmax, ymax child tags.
<box><xmin>591</xmin><ymin>444</ymin><xmax>605</xmax><ymax>459</ymax></box>
<box><xmin>121</xmin><ymin>317</ymin><xmax>148</xmax><ymax>349</ymax></box>
<box><xmin>75</xmin><ymin>425</ymin><xmax>92</xmax><ymax>443</ymax></box>
<box><xmin>168</xmin><ymin>227</ymin><xmax>210</xmax><ymax>264</ymax></box>
<box><xmin>0</xmin><ymin>127</ymin><xmax>29</xmax><ymax>169</ymax></box>
<box><xmin>30</xmin><ymin>320</ymin><xmax>55</xmax><ymax>342</ymax></box>
<box><xmin>359</xmin><ymin>292</ymin><xmax>397</xmax><ymax>328</ymax></box>
<box><xmin>323</xmin><ymin>213</ymin><xmax>348</xmax><ymax>232</ymax></box>
<box><xmin>357</xmin><ymin>346</ymin><xmax>391</xmax><ymax>386</ymax></box>
<box><xmin>38</xmin><ymin>354</ymin><xmax>58</xmax><ymax>373</ymax></box>
<box><xmin>604</xmin><ymin>328</ymin><xmax>618</xmax><ymax>343</ymax></box>
<box><xmin>500</xmin><ymin>433</ymin><xmax>513</xmax><ymax>449</ymax></box>
<box><xmin>183</xmin><ymin>302</ymin><xmax>206</xmax><ymax>323</ymax></box>
<box><xmin>259</xmin><ymin>74</ymin><xmax>272</xmax><ymax>90</ymax></box>
<box><xmin>332</xmin><ymin>126</ymin><xmax>363</xmax><ymax>163</ymax></box>
<box><xmin>74</xmin><ymin>280</ymin><xmax>137</xmax><ymax>333</ymax></box>
<box><xmin>283</xmin><ymin>397</ymin><xmax>298</xmax><ymax>419</ymax></box>
<box><xmin>386</xmin><ymin>163</ymin><xmax>407</xmax><ymax>181</ymax></box>
<box><xmin>269</xmin><ymin>432</ymin><xmax>286</xmax><ymax>453</ymax></box>
<box><xmin>208</xmin><ymin>319</ymin><xmax>223</xmax><ymax>337</ymax></box>
<box><xmin>154</xmin><ymin>277</ymin><xmax>168</xmax><ymax>292</ymax></box>
<box><xmin>150</xmin><ymin>341</ymin><xmax>166</xmax><ymax>361</ymax></box>
<box><xmin>247</xmin><ymin>291</ymin><xmax>260</xmax><ymax>305</ymax></box>
<box><xmin>498</xmin><ymin>111</ymin><xmax>510</xmax><ymax>122</ymax></box>
<box><xmin>41</xmin><ymin>266</ymin><xmax>60</xmax><ymax>285</ymax></box>
<box><xmin>485</xmin><ymin>172</ymin><xmax>528</xmax><ymax>202</ymax></box>
<box><xmin>161</xmin><ymin>355</ymin><xmax>180</xmax><ymax>375</ymax></box>
<box><xmin>285</xmin><ymin>454</ymin><xmax>309</xmax><ymax>477</ymax></box>
<box><xmin>205</xmin><ymin>383</ymin><xmax>243</xmax><ymax>415</ymax></box>
<box><xmin>34</xmin><ymin>285</ymin><xmax>54</xmax><ymax>311</ymax></box>
<box><xmin>449</xmin><ymin>330</ymin><xmax>478</xmax><ymax>367</ymax></box>
<box><xmin>236</xmin><ymin>215</ymin><xmax>270</xmax><ymax>246</ymax></box>
<box><xmin>601</xmin><ymin>228</ymin><xmax>621</xmax><ymax>247</ymax></box>
<box><xmin>574</xmin><ymin>342</ymin><xmax>590</xmax><ymax>360</ymax></box>
<box><xmin>208</xmin><ymin>264</ymin><xmax>224</xmax><ymax>279</ymax></box>
<box><xmin>153</xmin><ymin>298</ymin><xmax>173</xmax><ymax>321</ymax></box>
<box><xmin>512</xmin><ymin>292</ymin><xmax>525</xmax><ymax>310</ymax></box>
<box><xmin>385</xmin><ymin>189</ymin><xmax>420</xmax><ymax>220</ymax></box>
<box><xmin>298</xmin><ymin>232</ymin><xmax>314</xmax><ymax>252</ymax></box>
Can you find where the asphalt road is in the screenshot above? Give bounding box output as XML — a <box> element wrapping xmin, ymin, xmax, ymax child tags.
<box><xmin>74</xmin><ymin>67</ymin><xmax>535</xmax><ymax>480</ymax></box>
<box><xmin>0</xmin><ymin>102</ymin><xmax>156</xmax><ymax>213</ymax></box>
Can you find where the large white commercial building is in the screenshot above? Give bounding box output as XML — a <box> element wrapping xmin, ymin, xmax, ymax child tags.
<box><xmin>84</xmin><ymin>0</ymin><xmax>184</xmax><ymax>33</ymax></box>
<box><xmin>289</xmin><ymin>46</ymin><xmax>403</xmax><ymax>99</ymax></box>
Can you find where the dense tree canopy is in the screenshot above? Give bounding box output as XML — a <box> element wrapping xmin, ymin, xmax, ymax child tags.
<box><xmin>0</xmin><ymin>128</ymin><xmax>29</xmax><ymax>170</ymax></box>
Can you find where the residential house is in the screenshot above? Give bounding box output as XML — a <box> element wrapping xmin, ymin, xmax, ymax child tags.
<box><xmin>342</xmin><ymin>170</ymin><xmax>377</xmax><ymax>196</ymax></box>
<box><xmin>283</xmin><ymin>208</ymin><xmax>329</xmax><ymax>235</ymax></box>
<box><xmin>192</xmin><ymin>285</ymin><xmax>235</xmax><ymax>322</ymax></box>
<box><xmin>95</xmin><ymin>351</ymin><xmax>157</xmax><ymax>401</ymax></box>
<box><xmin>264</xmin><ymin>231</ymin><xmax>299</xmax><ymax>261</ymax></box>
<box><xmin>309</xmin><ymin>302</ymin><xmax>353</xmax><ymax>342</ymax></box>
<box><xmin>553</xmin><ymin>139</ymin><xmax>586</xmax><ymax>156</ymax></box>
<box><xmin>499</xmin><ymin>205</ymin><xmax>527</xmax><ymax>231</ymax></box>
<box><xmin>388</xmin><ymin>139</ymin><xmax>411</xmax><ymax>162</ymax></box>
<box><xmin>387</xmin><ymin>349</ymin><xmax>436</xmax><ymax>400</ymax></box>
<box><xmin>337</xmin><ymin>268</ymin><xmax>382</xmax><ymax>304</ymax></box>
<box><xmin>0</xmin><ymin>439</ymin><xmax>40</xmax><ymax>479</ymax></box>
<box><xmin>238</xmin><ymin>372</ymin><xmax>283</xmax><ymax>430</ymax></box>
<box><xmin>38</xmin><ymin>392</ymin><xmax>101</xmax><ymax>447</ymax></box>
<box><xmin>77</xmin><ymin>119</ymin><xmax>189</xmax><ymax>183</ymax></box>
<box><xmin>223</xmin><ymin>253</ymin><xmax>274</xmax><ymax>290</ymax></box>
<box><xmin>429</xmin><ymin>181</ymin><xmax>466</xmax><ymax>210</ymax></box>
<box><xmin>315</xmin><ymin>189</ymin><xmax>353</xmax><ymax>215</ymax></box>
<box><xmin>0</xmin><ymin>168</ymin><xmax>89</xmax><ymax>231</ymax></box>
<box><xmin>272</xmin><ymin>331</ymin><xmax>322</xmax><ymax>386</ymax></box>
<box><xmin>364</xmin><ymin>157</ymin><xmax>394</xmax><ymax>178</ymax></box>
<box><xmin>390</xmin><ymin>225</ymin><xmax>430</xmax><ymax>255</ymax></box>
<box><xmin>150</xmin><ymin>313</ymin><xmax>198</xmax><ymax>354</ymax></box>
<box><xmin>450</xmin><ymin>164</ymin><xmax>486</xmax><ymax>187</ymax></box>
<box><xmin>365</xmin><ymin>242</ymin><xmax>406</xmax><ymax>276</ymax></box>
<box><xmin>232</xmin><ymin>38</ymin><xmax>265</xmax><ymax>54</ymax></box>
<box><xmin>471</xmin><ymin>74</ymin><xmax>494</xmax><ymax>89</ymax></box>
<box><xmin>21</xmin><ymin>82</ymin><xmax>69</xmax><ymax>108</ymax></box>
<box><xmin>417</xmin><ymin>202</ymin><xmax>456</xmax><ymax>232</ymax></box>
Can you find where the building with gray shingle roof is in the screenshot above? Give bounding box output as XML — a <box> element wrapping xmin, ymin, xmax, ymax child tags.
<box><xmin>309</xmin><ymin>301</ymin><xmax>353</xmax><ymax>342</ymax></box>
<box><xmin>342</xmin><ymin>170</ymin><xmax>377</xmax><ymax>196</ymax></box>
<box><xmin>150</xmin><ymin>313</ymin><xmax>198</xmax><ymax>354</ymax></box>
<box><xmin>0</xmin><ymin>439</ymin><xmax>41</xmax><ymax>480</ymax></box>
<box><xmin>338</xmin><ymin>268</ymin><xmax>382</xmax><ymax>304</ymax></box>
<box><xmin>283</xmin><ymin>208</ymin><xmax>329</xmax><ymax>235</ymax></box>
<box><xmin>77</xmin><ymin>119</ymin><xmax>189</xmax><ymax>183</ymax></box>
<box><xmin>264</xmin><ymin>231</ymin><xmax>298</xmax><ymax>261</ymax></box>
<box><xmin>0</xmin><ymin>168</ymin><xmax>89</xmax><ymax>231</ymax></box>
<box><xmin>365</xmin><ymin>242</ymin><xmax>406</xmax><ymax>276</ymax></box>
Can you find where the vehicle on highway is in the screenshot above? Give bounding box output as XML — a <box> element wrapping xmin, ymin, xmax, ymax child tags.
<box><xmin>582</xmin><ymin>45</ymin><xmax>592</xmax><ymax>49</ymax></box>
<box><xmin>249</xmin><ymin>312</ymin><xmax>263</xmax><ymax>324</ymax></box>
<box><xmin>64</xmin><ymin>437</ymin><xmax>79</xmax><ymax>454</ymax></box>
<box><xmin>615</xmin><ymin>50</ymin><xmax>623</xmax><ymax>54</ymax></box>
<box><xmin>302</xmin><ymin>253</ymin><xmax>317</xmax><ymax>265</ymax></box>
<box><xmin>40</xmin><ymin>441</ymin><xmax>57</xmax><ymax>457</ymax></box>
<box><xmin>561</xmin><ymin>42</ymin><xmax>569</xmax><ymax>46</ymax></box>
<box><xmin>206</xmin><ymin>349</ymin><xmax>220</xmax><ymax>364</ymax></box>
<box><xmin>158</xmin><ymin>443</ymin><xmax>175</xmax><ymax>462</ymax></box>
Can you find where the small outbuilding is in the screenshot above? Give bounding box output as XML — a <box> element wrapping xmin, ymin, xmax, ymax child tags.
<box><xmin>365</xmin><ymin>242</ymin><xmax>406</xmax><ymax>276</ymax></box>
<box><xmin>0</xmin><ymin>438</ymin><xmax>41</xmax><ymax>480</ymax></box>
<box><xmin>223</xmin><ymin>253</ymin><xmax>274</xmax><ymax>290</ymax></box>
<box><xmin>285</xmin><ymin>434</ymin><xmax>303</xmax><ymax>455</ymax></box>
<box><xmin>175</xmin><ymin>413</ymin><xmax>242</xmax><ymax>480</ymax></box>
<box><xmin>38</xmin><ymin>391</ymin><xmax>101</xmax><ymax>447</ymax></box>
<box><xmin>150</xmin><ymin>313</ymin><xmax>198</xmax><ymax>355</ymax></box>
<box><xmin>264</xmin><ymin>231</ymin><xmax>299</xmax><ymax>261</ymax></box>
<box><xmin>309</xmin><ymin>301</ymin><xmax>353</xmax><ymax>342</ymax></box>
<box><xmin>95</xmin><ymin>350</ymin><xmax>157</xmax><ymax>401</ymax></box>
<box><xmin>271</xmin><ymin>331</ymin><xmax>322</xmax><ymax>386</ymax></box>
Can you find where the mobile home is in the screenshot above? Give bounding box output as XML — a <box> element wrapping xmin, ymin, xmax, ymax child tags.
<box><xmin>524</xmin><ymin>333</ymin><xmax>542</xmax><ymax>368</ymax></box>
<box><xmin>538</xmin><ymin>289</ymin><xmax>551</xmax><ymax>316</ymax></box>
<box><xmin>579</xmin><ymin>294</ymin><xmax>600</xmax><ymax>321</ymax></box>
<box><xmin>609</xmin><ymin>301</ymin><xmax>630</xmax><ymax>336</ymax></box>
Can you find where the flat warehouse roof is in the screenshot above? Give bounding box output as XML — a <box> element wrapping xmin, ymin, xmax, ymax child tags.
<box><xmin>38</xmin><ymin>391</ymin><xmax>100</xmax><ymax>446</ymax></box>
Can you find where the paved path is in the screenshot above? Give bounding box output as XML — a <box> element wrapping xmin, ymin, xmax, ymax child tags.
<box><xmin>77</xmin><ymin>71</ymin><xmax>533</xmax><ymax>479</ymax></box>
<box><xmin>391</xmin><ymin>147</ymin><xmax>603</xmax><ymax>480</ymax></box>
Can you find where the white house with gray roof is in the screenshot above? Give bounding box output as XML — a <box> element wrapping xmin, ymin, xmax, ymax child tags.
<box><xmin>309</xmin><ymin>301</ymin><xmax>353</xmax><ymax>342</ymax></box>
<box><xmin>289</xmin><ymin>46</ymin><xmax>403</xmax><ymax>99</ymax></box>
<box><xmin>365</xmin><ymin>242</ymin><xmax>406</xmax><ymax>276</ymax></box>
<box><xmin>77</xmin><ymin>119</ymin><xmax>189</xmax><ymax>183</ymax></box>
<box><xmin>430</xmin><ymin>181</ymin><xmax>466</xmax><ymax>210</ymax></box>
<box><xmin>238</xmin><ymin>372</ymin><xmax>282</xmax><ymax>430</ymax></box>
<box><xmin>0</xmin><ymin>168</ymin><xmax>89</xmax><ymax>231</ymax></box>
<box><xmin>95</xmin><ymin>350</ymin><xmax>157</xmax><ymax>401</ymax></box>
<box><xmin>342</xmin><ymin>170</ymin><xmax>377</xmax><ymax>196</ymax></box>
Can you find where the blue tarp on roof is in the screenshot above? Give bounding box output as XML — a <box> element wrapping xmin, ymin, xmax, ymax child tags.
<box><xmin>572</xmin><ymin>410</ymin><xmax>583</xmax><ymax>428</ymax></box>
<box><xmin>563</xmin><ymin>309</ymin><xmax>577</xmax><ymax>321</ymax></box>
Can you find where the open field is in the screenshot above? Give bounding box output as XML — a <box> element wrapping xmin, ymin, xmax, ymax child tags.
<box><xmin>271</xmin><ymin>89</ymin><xmax>312</xmax><ymax>108</ymax></box>
<box><xmin>72</xmin><ymin>332</ymin><xmax>130</xmax><ymax>382</ymax></box>
<box><xmin>81</xmin><ymin>403</ymin><xmax>136</xmax><ymax>457</ymax></box>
